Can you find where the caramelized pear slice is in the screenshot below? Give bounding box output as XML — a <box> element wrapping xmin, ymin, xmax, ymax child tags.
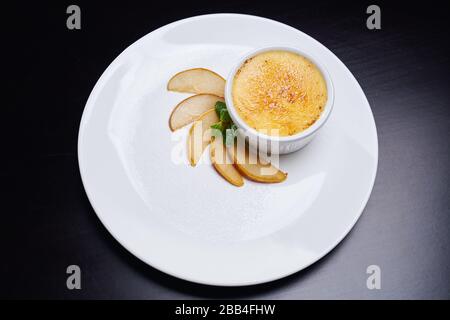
<box><xmin>228</xmin><ymin>143</ymin><xmax>287</xmax><ymax>183</ymax></box>
<box><xmin>169</xmin><ymin>94</ymin><xmax>224</xmax><ymax>131</ymax></box>
<box><xmin>210</xmin><ymin>137</ymin><xmax>244</xmax><ymax>187</ymax></box>
<box><xmin>167</xmin><ymin>68</ymin><xmax>225</xmax><ymax>97</ymax></box>
<box><xmin>187</xmin><ymin>109</ymin><xmax>219</xmax><ymax>166</ymax></box>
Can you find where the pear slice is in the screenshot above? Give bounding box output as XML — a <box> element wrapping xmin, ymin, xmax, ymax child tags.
<box><xmin>210</xmin><ymin>137</ymin><xmax>244</xmax><ymax>187</ymax></box>
<box><xmin>228</xmin><ymin>143</ymin><xmax>287</xmax><ymax>183</ymax></box>
<box><xmin>169</xmin><ymin>94</ymin><xmax>224</xmax><ymax>131</ymax></box>
<box><xmin>167</xmin><ymin>68</ymin><xmax>225</xmax><ymax>97</ymax></box>
<box><xmin>187</xmin><ymin>109</ymin><xmax>219</xmax><ymax>166</ymax></box>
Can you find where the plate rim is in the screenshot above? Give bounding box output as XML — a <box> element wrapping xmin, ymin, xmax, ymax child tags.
<box><xmin>78</xmin><ymin>13</ymin><xmax>379</xmax><ymax>286</ymax></box>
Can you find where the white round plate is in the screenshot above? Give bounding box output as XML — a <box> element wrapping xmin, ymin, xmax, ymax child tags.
<box><xmin>78</xmin><ymin>14</ymin><xmax>378</xmax><ymax>286</ymax></box>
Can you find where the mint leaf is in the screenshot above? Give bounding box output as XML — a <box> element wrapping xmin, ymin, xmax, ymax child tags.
<box><xmin>219</xmin><ymin>108</ymin><xmax>231</xmax><ymax>122</ymax></box>
<box><xmin>211</xmin><ymin>122</ymin><xmax>224</xmax><ymax>132</ymax></box>
<box><xmin>215</xmin><ymin>101</ymin><xmax>227</xmax><ymax>117</ymax></box>
<box><xmin>212</xmin><ymin>101</ymin><xmax>236</xmax><ymax>144</ymax></box>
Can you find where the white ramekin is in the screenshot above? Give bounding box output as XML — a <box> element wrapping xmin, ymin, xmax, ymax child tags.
<box><xmin>225</xmin><ymin>46</ymin><xmax>334</xmax><ymax>154</ymax></box>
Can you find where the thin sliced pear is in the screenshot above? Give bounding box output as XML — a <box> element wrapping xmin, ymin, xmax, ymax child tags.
<box><xmin>167</xmin><ymin>68</ymin><xmax>225</xmax><ymax>97</ymax></box>
<box><xmin>169</xmin><ymin>94</ymin><xmax>224</xmax><ymax>131</ymax></box>
<box><xmin>210</xmin><ymin>138</ymin><xmax>244</xmax><ymax>187</ymax></box>
<box><xmin>228</xmin><ymin>143</ymin><xmax>287</xmax><ymax>183</ymax></box>
<box><xmin>187</xmin><ymin>109</ymin><xmax>219</xmax><ymax>166</ymax></box>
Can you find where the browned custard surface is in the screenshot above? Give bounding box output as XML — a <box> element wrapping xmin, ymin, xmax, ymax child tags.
<box><xmin>232</xmin><ymin>50</ymin><xmax>327</xmax><ymax>136</ymax></box>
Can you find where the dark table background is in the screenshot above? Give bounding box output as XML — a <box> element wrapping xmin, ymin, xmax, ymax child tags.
<box><xmin>2</xmin><ymin>0</ymin><xmax>449</xmax><ymax>299</ymax></box>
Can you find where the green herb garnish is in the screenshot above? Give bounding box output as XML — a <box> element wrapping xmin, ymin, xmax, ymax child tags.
<box><xmin>211</xmin><ymin>101</ymin><xmax>238</xmax><ymax>145</ymax></box>
<box><xmin>215</xmin><ymin>101</ymin><xmax>227</xmax><ymax>116</ymax></box>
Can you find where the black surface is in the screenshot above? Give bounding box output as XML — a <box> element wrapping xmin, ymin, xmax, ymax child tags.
<box><xmin>2</xmin><ymin>1</ymin><xmax>450</xmax><ymax>299</ymax></box>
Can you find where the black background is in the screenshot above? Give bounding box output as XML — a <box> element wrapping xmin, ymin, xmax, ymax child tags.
<box><xmin>2</xmin><ymin>1</ymin><xmax>450</xmax><ymax>299</ymax></box>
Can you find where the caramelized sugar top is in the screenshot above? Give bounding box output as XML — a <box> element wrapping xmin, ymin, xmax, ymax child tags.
<box><xmin>232</xmin><ymin>50</ymin><xmax>327</xmax><ymax>136</ymax></box>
